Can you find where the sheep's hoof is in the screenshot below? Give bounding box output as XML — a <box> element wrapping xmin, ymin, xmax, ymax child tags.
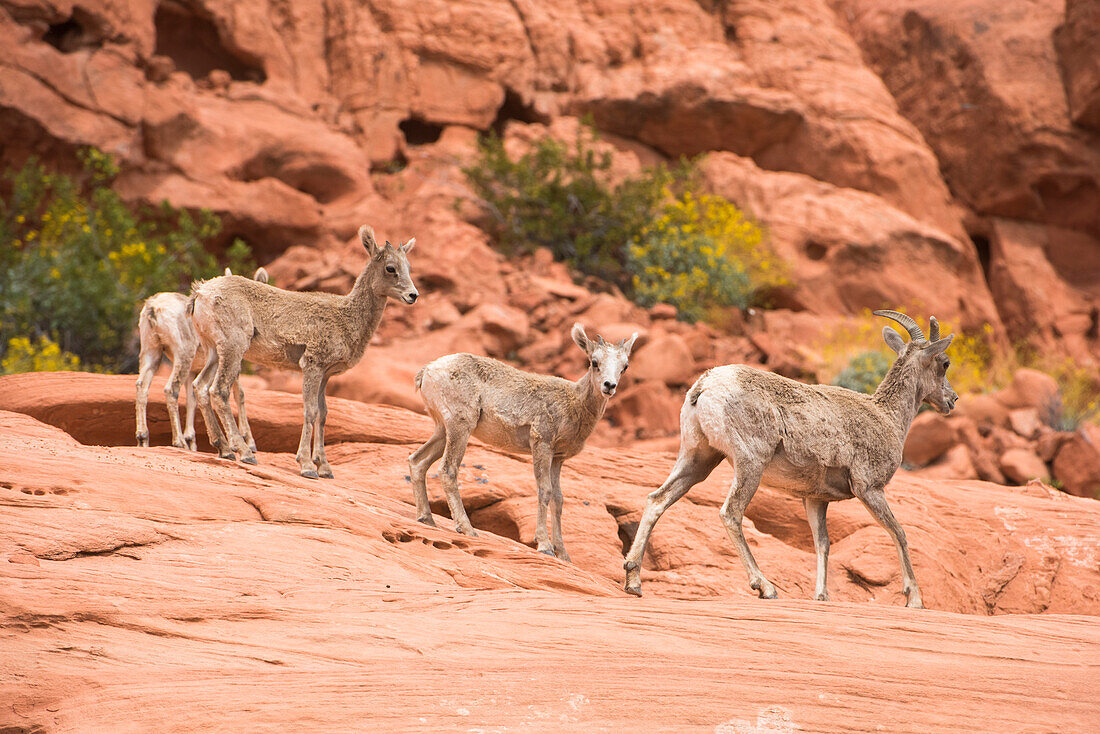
<box><xmin>417</xmin><ymin>515</ymin><xmax>438</xmax><ymax>527</ymax></box>
<box><xmin>301</xmin><ymin>469</ymin><xmax>320</xmax><ymax>479</ymax></box>
<box><xmin>751</xmin><ymin>579</ymin><xmax>778</xmax><ymax>599</ymax></box>
<box><xmin>455</xmin><ymin>526</ymin><xmax>478</xmax><ymax>537</ymax></box>
<box><xmin>318</xmin><ymin>469</ymin><xmax>334</xmax><ymax>479</ymax></box>
<box><xmin>240</xmin><ymin>455</ymin><xmax>258</xmax><ymax>466</ymax></box>
<box><xmin>815</xmin><ymin>593</ymin><xmax>830</xmax><ymax>602</ymax></box>
<box><xmin>136</xmin><ymin>433</ymin><xmax>149</xmax><ymax>448</ymax></box>
<box><xmin>218</xmin><ymin>451</ymin><xmax>236</xmax><ymax>461</ymax></box>
<box><xmin>556</xmin><ymin>551</ymin><xmax>572</xmax><ymax>563</ymax></box>
<box><xmin>624</xmin><ymin>583</ymin><xmax>642</xmax><ymax>597</ymax></box>
<box><xmin>538</xmin><ymin>547</ymin><xmax>555</xmax><ymax>557</ymax></box>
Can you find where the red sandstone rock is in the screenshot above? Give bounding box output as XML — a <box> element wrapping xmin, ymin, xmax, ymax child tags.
<box><xmin>999</xmin><ymin>448</ymin><xmax>1050</xmax><ymax>486</ymax></box>
<box><xmin>628</xmin><ymin>333</ymin><xmax>696</xmax><ymax>386</ymax></box>
<box><xmin>903</xmin><ymin>412</ymin><xmax>956</xmax><ymax>466</ymax></box>
<box><xmin>1052</xmin><ymin>433</ymin><xmax>1100</xmax><ymax>498</ymax></box>
<box><xmin>0</xmin><ymin>373</ymin><xmax>1098</xmax><ymax>730</ymax></box>
<box><xmin>1008</xmin><ymin>408</ymin><xmax>1042</xmax><ymax>440</ymax></box>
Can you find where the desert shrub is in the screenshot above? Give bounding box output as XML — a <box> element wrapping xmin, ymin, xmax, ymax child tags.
<box><xmin>1</xmin><ymin>335</ymin><xmax>81</xmax><ymax>374</ymax></box>
<box><xmin>462</xmin><ymin>125</ymin><xmax>784</xmax><ymax>319</ymax></box>
<box><xmin>832</xmin><ymin>350</ymin><xmax>892</xmax><ymax>394</ymax></box>
<box><xmin>0</xmin><ymin>149</ymin><xmax>253</xmax><ymax>374</ymax></box>
<box><xmin>628</xmin><ymin>192</ymin><xmax>784</xmax><ymax>321</ymax></box>
<box><xmin>1042</xmin><ymin>360</ymin><xmax>1100</xmax><ymax>431</ymax></box>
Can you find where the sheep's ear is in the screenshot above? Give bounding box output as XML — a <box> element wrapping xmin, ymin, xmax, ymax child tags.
<box><xmin>253</xmin><ymin>267</ymin><xmax>269</xmax><ymax>284</ymax></box>
<box><xmin>923</xmin><ymin>334</ymin><xmax>955</xmax><ymax>357</ymax></box>
<box><xmin>882</xmin><ymin>326</ymin><xmax>906</xmax><ymax>354</ymax></box>
<box><xmin>224</xmin><ymin>267</ymin><xmax>233</xmax><ymax>277</ymax></box>
<box><xmin>359</xmin><ymin>225</ymin><xmax>381</xmax><ymax>258</ymax></box>
<box><xmin>621</xmin><ymin>332</ymin><xmax>639</xmax><ymax>354</ymax></box>
<box><xmin>571</xmin><ymin>323</ymin><xmax>590</xmax><ymax>353</ymax></box>
<box><xmin>401</xmin><ymin>237</ymin><xmax>416</xmax><ymax>254</ymax></box>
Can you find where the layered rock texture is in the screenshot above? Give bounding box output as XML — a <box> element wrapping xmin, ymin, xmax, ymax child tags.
<box><xmin>2</xmin><ymin>374</ymin><xmax>1099</xmax><ymax>731</ymax></box>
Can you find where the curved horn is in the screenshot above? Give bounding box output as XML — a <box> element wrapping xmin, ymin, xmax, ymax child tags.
<box><xmin>873</xmin><ymin>309</ymin><xmax>925</xmax><ymax>342</ymax></box>
<box><xmin>929</xmin><ymin>316</ymin><xmax>940</xmax><ymax>341</ymax></box>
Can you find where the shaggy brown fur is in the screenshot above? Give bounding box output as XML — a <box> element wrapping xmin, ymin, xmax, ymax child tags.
<box><xmin>624</xmin><ymin>311</ymin><xmax>957</xmax><ymax>608</ymax></box>
<box><xmin>409</xmin><ymin>324</ymin><xmax>638</xmax><ymax>559</ymax></box>
<box><xmin>190</xmin><ymin>226</ymin><xmax>418</xmax><ymax>477</ymax></box>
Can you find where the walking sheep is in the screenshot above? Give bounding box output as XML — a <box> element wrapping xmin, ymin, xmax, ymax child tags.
<box><xmin>623</xmin><ymin>310</ymin><xmax>957</xmax><ymax>608</ymax></box>
<box><xmin>136</xmin><ymin>267</ymin><xmax>268</xmax><ymax>451</ymax></box>
<box><xmin>409</xmin><ymin>324</ymin><xmax>638</xmax><ymax>560</ymax></box>
<box><xmin>190</xmin><ymin>225</ymin><xmax>418</xmax><ymax>477</ymax></box>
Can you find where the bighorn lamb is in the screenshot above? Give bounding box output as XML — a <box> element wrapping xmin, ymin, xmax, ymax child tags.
<box><xmin>136</xmin><ymin>267</ymin><xmax>268</xmax><ymax>450</ymax></box>
<box><xmin>410</xmin><ymin>324</ymin><xmax>638</xmax><ymax>559</ymax></box>
<box><xmin>190</xmin><ymin>225</ymin><xmax>418</xmax><ymax>477</ymax></box>
<box><xmin>623</xmin><ymin>311</ymin><xmax>957</xmax><ymax>609</ymax></box>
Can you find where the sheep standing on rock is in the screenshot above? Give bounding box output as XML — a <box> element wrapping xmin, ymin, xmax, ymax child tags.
<box><xmin>409</xmin><ymin>324</ymin><xmax>638</xmax><ymax>560</ymax></box>
<box><xmin>189</xmin><ymin>225</ymin><xmax>418</xmax><ymax>477</ymax></box>
<box><xmin>135</xmin><ymin>267</ymin><xmax>268</xmax><ymax>451</ymax></box>
<box><xmin>623</xmin><ymin>310</ymin><xmax>957</xmax><ymax>608</ymax></box>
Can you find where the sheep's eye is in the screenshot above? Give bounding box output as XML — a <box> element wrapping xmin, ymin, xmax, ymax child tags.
<box><xmin>621</xmin><ymin>363</ymin><xmax>628</xmax><ymax>373</ymax></box>
<box><xmin>942</xmin><ymin>360</ymin><xmax>950</xmax><ymax>373</ymax></box>
<box><xmin>385</xmin><ymin>265</ymin><xmax>397</xmax><ymax>275</ymax></box>
<box><xmin>591</xmin><ymin>360</ymin><xmax>599</xmax><ymax>368</ymax></box>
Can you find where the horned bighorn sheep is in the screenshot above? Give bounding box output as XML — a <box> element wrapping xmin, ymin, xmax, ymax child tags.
<box><xmin>623</xmin><ymin>310</ymin><xmax>957</xmax><ymax>609</ymax></box>
<box><xmin>190</xmin><ymin>225</ymin><xmax>418</xmax><ymax>477</ymax></box>
<box><xmin>135</xmin><ymin>267</ymin><xmax>268</xmax><ymax>451</ymax></box>
<box><xmin>409</xmin><ymin>324</ymin><xmax>638</xmax><ymax>559</ymax></box>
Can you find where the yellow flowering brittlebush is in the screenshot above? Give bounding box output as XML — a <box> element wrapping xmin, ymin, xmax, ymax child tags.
<box><xmin>1</xmin><ymin>149</ymin><xmax>255</xmax><ymax>374</ymax></box>
<box><xmin>628</xmin><ymin>192</ymin><xmax>787</xmax><ymax>321</ymax></box>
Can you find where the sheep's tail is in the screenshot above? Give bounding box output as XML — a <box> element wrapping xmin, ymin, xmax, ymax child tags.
<box><xmin>414</xmin><ymin>366</ymin><xmax>427</xmax><ymax>392</ymax></box>
<box><xmin>186</xmin><ymin>280</ymin><xmax>205</xmax><ymax>317</ymax></box>
<box><xmin>687</xmin><ymin>369</ymin><xmax>711</xmax><ymax>407</ymax></box>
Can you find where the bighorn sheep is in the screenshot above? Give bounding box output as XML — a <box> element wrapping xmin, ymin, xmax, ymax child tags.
<box><xmin>190</xmin><ymin>225</ymin><xmax>418</xmax><ymax>477</ymax></box>
<box><xmin>623</xmin><ymin>311</ymin><xmax>957</xmax><ymax>609</ymax></box>
<box><xmin>409</xmin><ymin>324</ymin><xmax>638</xmax><ymax>559</ymax></box>
<box><xmin>136</xmin><ymin>267</ymin><xmax>268</xmax><ymax>450</ymax></box>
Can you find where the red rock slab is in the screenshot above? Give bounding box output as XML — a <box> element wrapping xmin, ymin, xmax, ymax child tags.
<box><xmin>1</xmin><ymin>400</ymin><xmax>1099</xmax><ymax>731</ymax></box>
<box><xmin>0</xmin><ymin>371</ymin><xmax>434</xmax><ymax>453</ymax></box>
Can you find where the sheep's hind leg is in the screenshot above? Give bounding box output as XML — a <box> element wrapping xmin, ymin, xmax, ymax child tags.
<box><xmin>805</xmin><ymin>498</ymin><xmax>830</xmax><ymax>601</ymax></box>
<box><xmin>195</xmin><ymin>350</ymin><xmax>233</xmax><ymax>459</ymax></box>
<box><xmin>623</xmin><ymin>447</ymin><xmax>722</xmax><ymax>595</ymax></box>
<box><xmin>856</xmin><ymin>486</ymin><xmax>923</xmax><ymax>609</ymax></box>
<box><xmin>211</xmin><ymin>349</ymin><xmax>255</xmax><ymax>464</ymax></box>
<box><xmin>135</xmin><ymin>348</ymin><xmax>160</xmax><ymax>447</ymax></box>
<box><xmin>233</xmin><ymin>380</ymin><xmax>256</xmax><ymax>454</ymax></box>
<box><xmin>408</xmin><ymin>423</ymin><xmax>446</xmax><ymax>526</ymax></box>
<box><xmin>164</xmin><ymin>343</ymin><xmax>195</xmax><ymax>449</ymax></box>
<box><xmin>439</xmin><ymin>420</ymin><xmax>477</xmax><ymax>536</ymax></box>
<box><xmin>719</xmin><ymin>461</ymin><xmax>777</xmax><ymax>599</ymax></box>
<box><xmin>311</xmin><ymin>375</ymin><xmax>333</xmax><ymax>478</ymax></box>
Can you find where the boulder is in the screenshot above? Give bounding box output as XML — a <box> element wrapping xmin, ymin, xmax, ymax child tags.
<box><xmin>999</xmin><ymin>449</ymin><xmax>1050</xmax><ymax>486</ymax></box>
<box><xmin>903</xmin><ymin>412</ymin><xmax>957</xmax><ymax>466</ymax></box>
<box><xmin>629</xmin><ymin>334</ymin><xmax>696</xmax><ymax>386</ymax></box>
<box><xmin>1008</xmin><ymin>408</ymin><xmax>1042</xmax><ymax>440</ymax></box>
<box><xmin>1052</xmin><ymin>433</ymin><xmax>1100</xmax><ymax>498</ymax></box>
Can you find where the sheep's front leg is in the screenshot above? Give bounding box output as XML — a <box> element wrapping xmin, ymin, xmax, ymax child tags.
<box><xmin>857</xmin><ymin>486</ymin><xmax>923</xmax><ymax>609</ymax></box>
<box><xmin>804</xmin><ymin>498</ymin><xmax>830</xmax><ymax>601</ymax></box>
<box><xmin>311</xmin><ymin>375</ymin><xmax>333</xmax><ymax>478</ymax></box>
<box><xmin>548</xmin><ymin>457</ymin><xmax>570</xmax><ymax>562</ymax></box>
<box><xmin>408</xmin><ymin>424</ymin><xmax>446</xmax><ymax>526</ymax></box>
<box><xmin>531</xmin><ymin>442</ymin><xmax>556</xmax><ymax>557</ymax></box>
<box><xmin>296</xmin><ymin>362</ymin><xmax>323</xmax><ymax>478</ymax></box>
<box><xmin>195</xmin><ymin>350</ymin><xmax>233</xmax><ymax>459</ymax></box>
<box><xmin>719</xmin><ymin>461</ymin><xmax>777</xmax><ymax>599</ymax></box>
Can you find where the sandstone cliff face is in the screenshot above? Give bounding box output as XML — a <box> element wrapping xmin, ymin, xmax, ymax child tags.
<box><xmin>4</xmin><ymin>0</ymin><xmax>1097</xmax><ymax>363</ymax></box>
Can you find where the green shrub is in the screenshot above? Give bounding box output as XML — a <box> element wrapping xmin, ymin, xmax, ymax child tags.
<box><xmin>627</xmin><ymin>192</ymin><xmax>784</xmax><ymax>321</ymax></box>
<box><xmin>462</xmin><ymin>126</ymin><xmax>676</xmax><ymax>289</ymax></box>
<box><xmin>0</xmin><ymin>149</ymin><xmax>253</xmax><ymax>374</ymax></box>
<box><xmin>832</xmin><ymin>350</ymin><xmax>892</xmax><ymax>394</ymax></box>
